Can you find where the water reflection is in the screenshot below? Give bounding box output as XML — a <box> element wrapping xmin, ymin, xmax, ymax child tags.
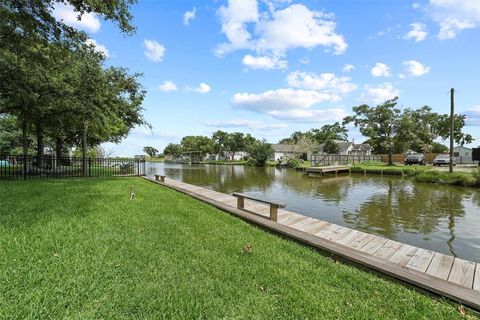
<box><xmin>147</xmin><ymin>163</ymin><xmax>480</xmax><ymax>262</ymax></box>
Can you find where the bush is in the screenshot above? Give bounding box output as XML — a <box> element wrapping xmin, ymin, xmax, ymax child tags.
<box><xmin>287</xmin><ymin>158</ymin><xmax>302</xmax><ymax>168</ymax></box>
<box><xmin>472</xmin><ymin>167</ymin><xmax>480</xmax><ymax>185</ymax></box>
<box><xmin>247</xmin><ymin>140</ymin><xmax>273</xmax><ymax>166</ymax></box>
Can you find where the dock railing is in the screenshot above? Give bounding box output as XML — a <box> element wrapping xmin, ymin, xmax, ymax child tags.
<box><xmin>232</xmin><ymin>193</ymin><xmax>285</xmax><ymax>222</ymax></box>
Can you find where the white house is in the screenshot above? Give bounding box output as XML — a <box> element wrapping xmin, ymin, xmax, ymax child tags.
<box><xmin>452</xmin><ymin>146</ymin><xmax>473</xmax><ymax>164</ymax></box>
<box><xmin>453</xmin><ymin>146</ymin><xmax>472</xmax><ymax>157</ymax></box>
<box><xmin>270</xmin><ymin>144</ymin><xmax>298</xmax><ymax>161</ymax></box>
<box><xmin>271</xmin><ymin>140</ymin><xmax>372</xmax><ymax>161</ymax></box>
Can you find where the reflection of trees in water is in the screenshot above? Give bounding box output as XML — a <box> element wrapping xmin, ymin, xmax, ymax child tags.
<box><xmin>274</xmin><ymin>171</ymin><xmax>355</xmax><ymax>204</ymax></box>
<box><xmin>343</xmin><ymin>178</ymin><xmax>466</xmax><ymax>243</ymax></box>
<box><xmin>167</xmin><ymin>164</ymin><xmax>276</xmax><ymax>194</ymax></box>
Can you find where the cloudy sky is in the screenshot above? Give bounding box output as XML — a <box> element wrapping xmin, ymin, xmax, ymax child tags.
<box><xmin>53</xmin><ymin>0</ymin><xmax>480</xmax><ymax>156</ymax></box>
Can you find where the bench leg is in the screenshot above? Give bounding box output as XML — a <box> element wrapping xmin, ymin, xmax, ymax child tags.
<box><xmin>237</xmin><ymin>197</ymin><xmax>244</xmax><ymax>209</ymax></box>
<box><xmin>270</xmin><ymin>206</ymin><xmax>278</xmax><ymax>222</ymax></box>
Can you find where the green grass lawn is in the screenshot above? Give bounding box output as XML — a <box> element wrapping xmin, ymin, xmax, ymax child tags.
<box><xmin>0</xmin><ymin>178</ymin><xmax>475</xmax><ymax>319</ymax></box>
<box><xmin>350</xmin><ymin>162</ymin><xmax>480</xmax><ymax>187</ymax></box>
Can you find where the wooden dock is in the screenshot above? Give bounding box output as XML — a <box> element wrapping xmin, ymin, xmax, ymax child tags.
<box><xmin>306</xmin><ymin>165</ymin><xmax>350</xmax><ymax>176</ymax></box>
<box><xmin>145</xmin><ymin>176</ymin><xmax>480</xmax><ymax>310</ymax></box>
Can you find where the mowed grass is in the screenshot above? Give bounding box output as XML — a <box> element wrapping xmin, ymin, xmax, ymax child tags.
<box><xmin>0</xmin><ymin>178</ymin><xmax>476</xmax><ymax>319</ymax></box>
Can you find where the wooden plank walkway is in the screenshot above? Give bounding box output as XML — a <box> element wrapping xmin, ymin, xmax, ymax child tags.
<box><xmin>145</xmin><ymin>177</ymin><xmax>480</xmax><ymax>310</ymax></box>
<box><xmin>305</xmin><ymin>165</ymin><xmax>350</xmax><ymax>176</ymax></box>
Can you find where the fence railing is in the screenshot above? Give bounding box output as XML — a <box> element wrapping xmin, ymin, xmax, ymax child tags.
<box><xmin>0</xmin><ymin>155</ymin><xmax>145</xmax><ymax>180</ymax></box>
<box><xmin>311</xmin><ymin>154</ymin><xmax>382</xmax><ymax>166</ymax></box>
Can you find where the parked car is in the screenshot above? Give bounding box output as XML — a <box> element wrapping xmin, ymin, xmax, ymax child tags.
<box><xmin>433</xmin><ymin>154</ymin><xmax>456</xmax><ymax>166</ymax></box>
<box><xmin>404</xmin><ymin>153</ymin><xmax>426</xmax><ymax>165</ymax></box>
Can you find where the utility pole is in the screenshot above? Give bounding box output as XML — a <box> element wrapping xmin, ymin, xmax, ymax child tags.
<box><xmin>449</xmin><ymin>88</ymin><xmax>455</xmax><ymax>173</ymax></box>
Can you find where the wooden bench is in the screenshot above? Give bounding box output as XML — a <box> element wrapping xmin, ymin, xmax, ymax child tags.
<box><xmin>232</xmin><ymin>193</ymin><xmax>285</xmax><ymax>222</ymax></box>
<box><xmin>154</xmin><ymin>174</ymin><xmax>165</xmax><ymax>182</ymax></box>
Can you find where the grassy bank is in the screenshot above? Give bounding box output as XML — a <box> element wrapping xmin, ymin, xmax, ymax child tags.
<box><xmin>351</xmin><ymin>162</ymin><xmax>431</xmax><ymax>177</ymax></box>
<box><xmin>351</xmin><ymin>163</ymin><xmax>480</xmax><ymax>187</ymax></box>
<box><xmin>200</xmin><ymin>160</ymin><xmax>248</xmax><ymax>165</ymax></box>
<box><xmin>0</xmin><ymin>178</ymin><xmax>474</xmax><ymax>319</ymax></box>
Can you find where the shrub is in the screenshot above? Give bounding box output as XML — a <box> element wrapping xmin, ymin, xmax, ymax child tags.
<box><xmin>246</xmin><ymin>140</ymin><xmax>273</xmax><ymax>166</ymax></box>
<box><xmin>287</xmin><ymin>158</ymin><xmax>302</xmax><ymax>168</ymax></box>
<box><xmin>473</xmin><ymin>167</ymin><xmax>480</xmax><ymax>186</ymax></box>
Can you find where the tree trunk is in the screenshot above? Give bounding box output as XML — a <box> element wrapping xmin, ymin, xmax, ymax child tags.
<box><xmin>35</xmin><ymin>123</ymin><xmax>44</xmax><ymax>168</ymax></box>
<box><xmin>22</xmin><ymin>114</ymin><xmax>28</xmax><ymax>156</ymax></box>
<box><xmin>55</xmin><ymin>138</ymin><xmax>64</xmax><ymax>160</ymax></box>
<box><xmin>388</xmin><ymin>147</ymin><xmax>393</xmax><ymax>166</ymax></box>
<box><xmin>82</xmin><ymin>121</ymin><xmax>88</xmax><ymax>176</ymax></box>
<box><xmin>22</xmin><ymin>114</ymin><xmax>28</xmax><ymax>179</ymax></box>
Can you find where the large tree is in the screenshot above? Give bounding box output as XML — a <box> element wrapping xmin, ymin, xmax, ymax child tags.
<box><xmin>180</xmin><ymin>136</ymin><xmax>214</xmax><ymax>158</ymax></box>
<box><xmin>344</xmin><ymin>97</ymin><xmax>401</xmax><ymax>165</ymax></box>
<box><xmin>143</xmin><ymin>146</ymin><xmax>158</xmax><ymax>158</ymax></box>
<box><xmin>309</xmin><ymin>122</ymin><xmax>348</xmax><ymax>144</ymax></box>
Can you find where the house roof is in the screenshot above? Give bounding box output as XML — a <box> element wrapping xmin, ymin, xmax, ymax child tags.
<box><xmin>271</xmin><ymin>144</ymin><xmax>296</xmax><ymax>152</ymax></box>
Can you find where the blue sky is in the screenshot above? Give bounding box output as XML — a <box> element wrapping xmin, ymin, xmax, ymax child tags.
<box><xmin>53</xmin><ymin>0</ymin><xmax>480</xmax><ymax>156</ymax></box>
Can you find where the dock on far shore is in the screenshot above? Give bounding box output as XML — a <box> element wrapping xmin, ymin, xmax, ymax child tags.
<box><xmin>305</xmin><ymin>165</ymin><xmax>350</xmax><ymax>176</ymax></box>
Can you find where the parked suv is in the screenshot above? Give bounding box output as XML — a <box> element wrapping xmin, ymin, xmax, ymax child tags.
<box><xmin>404</xmin><ymin>153</ymin><xmax>426</xmax><ymax>165</ymax></box>
<box><xmin>433</xmin><ymin>154</ymin><xmax>456</xmax><ymax>166</ymax></box>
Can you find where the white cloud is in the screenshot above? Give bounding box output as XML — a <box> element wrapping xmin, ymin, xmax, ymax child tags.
<box><xmin>216</xmin><ymin>0</ymin><xmax>259</xmax><ymax>55</ymax></box>
<box><xmin>255</xmin><ymin>4</ymin><xmax>348</xmax><ymax>55</ymax></box>
<box><xmin>242</xmin><ymin>54</ymin><xmax>287</xmax><ymax>70</ymax></box>
<box><xmin>216</xmin><ymin>1</ymin><xmax>347</xmax><ymax>57</ymax></box>
<box><xmin>158</xmin><ymin>81</ymin><xmax>178</xmax><ymax>92</ymax></box>
<box><xmin>144</xmin><ymin>39</ymin><xmax>166</xmax><ymax>62</ymax></box>
<box><xmin>371</xmin><ymin>62</ymin><xmax>391</xmax><ymax>77</ymax></box>
<box><xmin>342</xmin><ymin>64</ymin><xmax>355</xmax><ymax>73</ymax></box>
<box><xmin>286</xmin><ymin>71</ymin><xmax>357</xmax><ymax>94</ymax></box>
<box><xmin>359</xmin><ymin>83</ymin><xmax>400</xmax><ymax>104</ymax></box>
<box><xmin>398</xmin><ymin>74</ymin><xmax>406</xmax><ymax>79</ymax></box>
<box><xmin>404</xmin><ymin>23</ymin><xmax>428</xmax><ymax>42</ymax></box>
<box><xmin>192</xmin><ymin>82</ymin><xmax>211</xmax><ymax>94</ymax></box>
<box><xmin>429</xmin><ymin>0</ymin><xmax>480</xmax><ymax>39</ymax></box>
<box><xmin>403</xmin><ymin>60</ymin><xmax>431</xmax><ymax>76</ymax></box>
<box><xmin>412</xmin><ymin>3</ymin><xmax>422</xmax><ymax>9</ymax></box>
<box><xmin>85</xmin><ymin>39</ymin><xmax>109</xmax><ymax>58</ymax></box>
<box><xmin>52</xmin><ymin>3</ymin><xmax>101</xmax><ymax>33</ymax></box>
<box><xmin>183</xmin><ymin>7</ymin><xmax>196</xmax><ymax>26</ymax></box>
<box><xmin>464</xmin><ymin>106</ymin><xmax>480</xmax><ymax>126</ymax></box>
<box><xmin>231</xmin><ymin>88</ymin><xmax>345</xmax><ymax>121</ymax></box>
<box><xmin>205</xmin><ymin>119</ymin><xmax>288</xmax><ymax>130</ymax></box>
<box><xmin>266</xmin><ymin>108</ymin><xmax>347</xmax><ymax>122</ymax></box>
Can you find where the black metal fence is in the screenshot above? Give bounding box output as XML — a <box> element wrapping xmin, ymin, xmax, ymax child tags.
<box><xmin>311</xmin><ymin>154</ymin><xmax>382</xmax><ymax>166</ymax></box>
<box><xmin>0</xmin><ymin>155</ymin><xmax>145</xmax><ymax>180</ymax></box>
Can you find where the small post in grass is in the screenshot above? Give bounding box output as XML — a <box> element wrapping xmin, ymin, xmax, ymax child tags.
<box><xmin>130</xmin><ymin>185</ymin><xmax>136</xmax><ymax>200</ymax></box>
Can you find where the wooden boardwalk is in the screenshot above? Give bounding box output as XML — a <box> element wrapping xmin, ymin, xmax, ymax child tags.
<box><xmin>145</xmin><ymin>177</ymin><xmax>480</xmax><ymax>310</ymax></box>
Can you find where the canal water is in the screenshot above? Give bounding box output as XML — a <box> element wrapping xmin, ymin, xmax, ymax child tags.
<box><xmin>147</xmin><ymin>162</ymin><xmax>480</xmax><ymax>262</ymax></box>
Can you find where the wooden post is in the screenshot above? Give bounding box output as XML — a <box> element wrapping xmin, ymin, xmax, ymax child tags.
<box><xmin>270</xmin><ymin>205</ymin><xmax>278</xmax><ymax>222</ymax></box>
<box><xmin>237</xmin><ymin>196</ymin><xmax>244</xmax><ymax>209</ymax></box>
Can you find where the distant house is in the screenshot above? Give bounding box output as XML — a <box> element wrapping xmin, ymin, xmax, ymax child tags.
<box><xmin>453</xmin><ymin>146</ymin><xmax>472</xmax><ymax>157</ymax></box>
<box><xmin>207</xmin><ymin>151</ymin><xmax>249</xmax><ymax>161</ymax></box>
<box><xmin>271</xmin><ymin>140</ymin><xmax>372</xmax><ymax>161</ymax></box>
<box><xmin>453</xmin><ymin>146</ymin><xmax>473</xmax><ymax>164</ymax></box>
<box><xmin>309</xmin><ymin>140</ymin><xmax>372</xmax><ymax>158</ymax></box>
<box><xmin>270</xmin><ymin>144</ymin><xmax>297</xmax><ymax>161</ymax></box>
